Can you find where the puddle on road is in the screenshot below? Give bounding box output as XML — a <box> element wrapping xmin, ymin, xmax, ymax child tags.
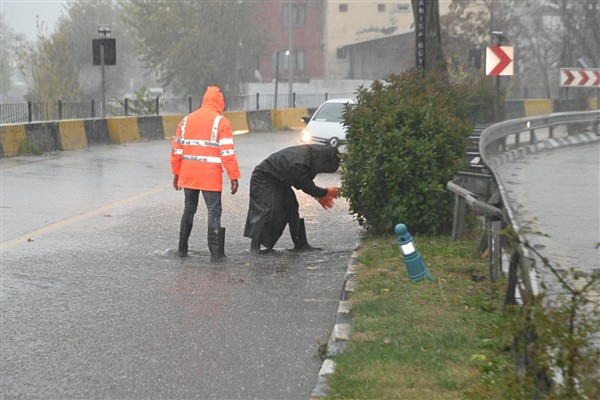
<box><xmin>152</xmin><ymin>245</ymin><xmax>352</xmax><ymax>283</ymax></box>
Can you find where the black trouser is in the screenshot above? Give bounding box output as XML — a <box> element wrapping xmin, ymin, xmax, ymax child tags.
<box><xmin>180</xmin><ymin>188</ymin><xmax>222</xmax><ymax>233</ymax></box>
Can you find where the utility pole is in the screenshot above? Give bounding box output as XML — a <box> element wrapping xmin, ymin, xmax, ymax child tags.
<box><xmin>98</xmin><ymin>25</ymin><xmax>110</xmax><ymax>118</ymax></box>
<box><xmin>287</xmin><ymin>0</ymin><xmax>293</xmax><ymax>108</ymax></box>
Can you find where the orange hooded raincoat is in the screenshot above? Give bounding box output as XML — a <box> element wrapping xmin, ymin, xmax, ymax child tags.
<box><xmin>170</xmin><ymin>86</ymin><xmax>241</xmax><ymax>192</ymax></box>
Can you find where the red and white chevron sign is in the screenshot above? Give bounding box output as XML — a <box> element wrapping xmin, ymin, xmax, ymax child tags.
<box><xmin>560</xmin><ymin>68</ymin><xmax>600</xmax><ymax>87</ymax></box>
<box><xmin>486</xmin><ymin>46</ymin><xmax>513</xmax><ymax>76</ymax></box>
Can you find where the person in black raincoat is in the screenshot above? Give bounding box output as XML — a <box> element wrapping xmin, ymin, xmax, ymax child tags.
<box><xmin>244</xmin><ymin>144</ymin><xmax>341</xmax><ymax>254</ymax></box>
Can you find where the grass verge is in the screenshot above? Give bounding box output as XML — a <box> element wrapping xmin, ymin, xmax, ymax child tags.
<box><xmin>324</xmin><ymin>230</ymin><xmax>531</xmax><ymax>399</ymax></box>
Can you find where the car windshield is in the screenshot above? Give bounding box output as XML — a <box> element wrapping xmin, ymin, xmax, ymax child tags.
<box><xmin>312</xmin><ymin>102</ymin><xmax>347</xmax><ymax>123</ymax></box>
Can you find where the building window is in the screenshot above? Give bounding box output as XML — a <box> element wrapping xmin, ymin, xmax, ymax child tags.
<box><xmin>339</xmin><ymin>4</ymin><xmax>348</xmax><ymax>12</ymax></box>
<box><xmin>283</xmin><ymin>4</ymin><xmax>305</xmax><ymax>26</ymax></box>
<box><xmin>271</xmin><ymin>50</ymin><xmax>305</xmax><ymax>72</ymax></box>
<box><xmin>378</xmin><ymin>4</ymin><xmax>386</xmax><ymax>12</ymax></box>
<box><xmin>337</xmin><ymin>47</ymin><xmax>346</xmax><ymax>59</ymax></box>
<box><xmin>296</xmin><ymin>50</ymin><xmax>305</xmax><ymax>70</ymax></box>
<box><xmin>397</xmin><ymin>4</ymin><xmax>409</xmax><ymax>12</ymax></box>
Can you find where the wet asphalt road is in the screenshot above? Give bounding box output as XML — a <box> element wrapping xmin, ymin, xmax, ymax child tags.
<box><xmin>1</xmin><ymin>131</ymin><xmax>361</xmax><ymax>399</ymax></box>
<box><xmin>496</xmin><ymin>141</ymin><xmax>600</xmax><ymax>291</ymax></box>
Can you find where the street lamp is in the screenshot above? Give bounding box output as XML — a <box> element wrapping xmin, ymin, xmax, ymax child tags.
<box><xmin>98</xmin><ymin>25</ymin><xmax>111</xmax><ymax>118</ymax></box>
<box><xmin>491</xmin><ymin>31</ymin><xmax>507</xmax><ymax>121</ymax></box>
<box><xmin>287</xmin><ymin>0</ymin><xmax>293</xmax><ymax>108</ymax></box>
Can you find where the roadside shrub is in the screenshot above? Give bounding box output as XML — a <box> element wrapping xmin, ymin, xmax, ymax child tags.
<box><xmin>115</xmin><ymin>86</ymin><xmax>158</xmax><ymax>116</ymax></box>
<box><xmin>341</xmin><ymin>69</ymin><xmax>471</xmax><ymax>234</ymax></box>
<box><xmin>17</xmin><ymin>138</ymin><xmax>43</xmax><ymax>156</ymax></box>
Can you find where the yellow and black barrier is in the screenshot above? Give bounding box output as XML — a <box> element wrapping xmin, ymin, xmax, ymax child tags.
<box><xmin>3</xmin><ymin>99</ymin><xmax>596</xmax><ymax>157</ymax></box>
<box><xmin>271</xmin><ymin>108</ymin><xmax>309</xmax><ymax>131</ymax></box>
<box><xmin>0</xmin><ymin>110</ymin><xmax>291</xmax><ymax>157</ymax></box>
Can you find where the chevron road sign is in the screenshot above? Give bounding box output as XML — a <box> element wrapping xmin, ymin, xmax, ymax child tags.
<box><xmin>560</xmin><ymin>68</ymin><xmax>600</xmax><ymax>87</ymax></box>
<box><xmin>486</xmin><ymin>46</ymin><xmax>513</xmax><ymax>76</ymax></box>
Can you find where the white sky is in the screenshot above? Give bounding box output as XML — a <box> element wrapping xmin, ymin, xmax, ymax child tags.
<box><xmin>1</xmin><ymin>0</ymin><xmax>67</xmax><ymax>41</ymax></box>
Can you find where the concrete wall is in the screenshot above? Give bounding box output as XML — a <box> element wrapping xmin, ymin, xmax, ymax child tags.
<box><xmin>2</xmin><ymin>100</ymin><xmax>597</xmax><ymax>157</ymax></box>
<box><xmin>0</xmin><ymin>110</ymin><xmax>300</xmax><ymax>158</ymax></box>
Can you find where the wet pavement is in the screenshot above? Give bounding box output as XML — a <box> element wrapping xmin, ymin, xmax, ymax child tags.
<box><xmin>496</xmin><ymin>141</ymin><xmax>600</xmax><ymax>291</ymax></box>
<box><xmin>1</xmin><ymin>132</ymin><xmax>362</xmax><ymax>399</ymax></box>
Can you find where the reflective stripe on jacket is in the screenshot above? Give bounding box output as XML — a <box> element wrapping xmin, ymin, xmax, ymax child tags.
<box><xmin>170</xmin><ymin>86</ymin><xmax>241</xmax><ymax>191</ymax></box>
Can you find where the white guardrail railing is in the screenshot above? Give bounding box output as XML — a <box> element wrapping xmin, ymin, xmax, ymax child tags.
<box><xmin>447</xmin><ymin>110</ymin><xmax>600</xmax><ymax>388</ymax></box>
<box><xmin>448</xmin><ymin>110</ymin><xmax>600</xmax><ymax>302</ymax></box>
<box><xmin>479</xmin><ymin>110</ymin><xmax>600</xmax><ymax>301</ymax></box>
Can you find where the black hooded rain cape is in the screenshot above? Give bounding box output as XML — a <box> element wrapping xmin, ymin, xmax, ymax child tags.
<box><xmin>243</xmin><ymin>145</ymin><xmax>340</xmax><ymax>249</ymax></box>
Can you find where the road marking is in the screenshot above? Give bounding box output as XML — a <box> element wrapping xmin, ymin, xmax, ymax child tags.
<box><xmin>1</xmin><ymin>185</ymin><xmax>170</xmax><ymax>252</ymax></box>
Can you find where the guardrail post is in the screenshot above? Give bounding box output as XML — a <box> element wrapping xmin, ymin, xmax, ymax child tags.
<box><xmin>188</xmin><ymin>97</ymin><xmax>192</xmax><ymax>113</ymax></box>
<box><xmin>530</xmin><ymin>129</ymin><xmax>537</xmax><ymax>145</ymax></box>
<box><xmin>452</xmin><ymin>194</ymin><xmax>466</xmax><ymax>240</ymax></box>
<box><xmin>487</xmin><ymin>218</ymin><xmax>502</xmax><ymax>280</ymax></box>
<box><xmin>91</xmin><ymin>100</ymin><xmax>95</xmax><ymax>118</ymax></box>
<box><xmin>124</xmin><ymin>98</ymin><xmax>129</xmax><ymax>117</ymax></box>
<box><xmin>58</xmin><ymin>100</ymin><xmax>63</xmax><ymax>120</ymax></box>
<box><xmin>155</xmin><ymin>97</ymin><xmax>159</xmax><ymax>115</ymax></box>
<box><xmin>293</xmin><ymin>92</ymin><xmax>296</xmax><ymax>108</ymax></box>
<box><xmin>27</xmin><ymin>101</ymin><xmax>32</xmax><ymax>123</ymax></box>
<box><xmin>256</xmin><ymin>93</ymin><xmax>260</xmax><ymax>110</ymax></box>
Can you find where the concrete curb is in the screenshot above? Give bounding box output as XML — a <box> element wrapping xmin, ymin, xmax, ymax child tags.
<box><xmin>310</xmin><ymin>229</ymin><xmax>366</xmax><ymax>399</ymax></box>
<box><xmin>489</xmin><ymin>132</ymin><xmax>599</xmax><ymax>169</ymax></box>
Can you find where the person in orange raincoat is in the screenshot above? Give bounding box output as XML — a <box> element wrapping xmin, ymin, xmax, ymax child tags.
<box><xmin>171</xmin><ymin>86</ymin><xmax>240</xmax><ymax>261</ymax></box>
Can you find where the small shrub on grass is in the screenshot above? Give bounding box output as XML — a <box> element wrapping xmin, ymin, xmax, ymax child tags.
<box><xmin>341</xmin><ymin>69</ymin><xmax>472</xmax><ymax>235</ymax></box>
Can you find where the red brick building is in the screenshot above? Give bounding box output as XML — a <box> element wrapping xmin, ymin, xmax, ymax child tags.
<box><xmin>255</xmin><ymin>1</ymin><xmax>325</xmax><ymax>82</ymax></box>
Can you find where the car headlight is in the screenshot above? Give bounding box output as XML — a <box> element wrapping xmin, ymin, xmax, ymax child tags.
<box><xmin>300</xmin><ymin>129</ymin><xmax>312</xmax><ymax>143</ymax></box>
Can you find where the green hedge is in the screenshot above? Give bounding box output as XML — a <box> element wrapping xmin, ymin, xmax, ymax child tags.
<box><xmin>341</xmin><ymin>70</ymin><xmax>473</xmax><ymax>235</ymax></box>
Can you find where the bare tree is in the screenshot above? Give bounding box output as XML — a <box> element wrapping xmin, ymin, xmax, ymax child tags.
<box><xmin>59</xmin><ymin>0</ymin><xmax>136</xmax><ymax>99</ymax></box>
<box><xmin>442</xmin><ymin>0</ymin><xmax>599</xmax><ymax>99</ymax></box>
<box><xmin>1</xmin><ymin>13</ymin><xmax>26</xmax><ymax>99</ymax></box>
<box><xmin>120</xmin><ymin>0</ymin><xmax>266</xmax><ymax>97</ymax></box>
<box><xmin>16</xmin><ymin>27</ymin><xmax>82</xmax><ymax>102</ymax></box>
<box><xmin>15</xmin><ymin>0</ymin><xmax>135</xmax><ymax>101</ymax></box>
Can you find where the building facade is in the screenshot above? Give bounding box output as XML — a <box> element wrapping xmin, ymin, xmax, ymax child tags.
<box><xmin>255</xmin><ymin>1</ymin><xmax>326</xmax><ymax>83</ymax></box>
<box><xmin>254</xmin><ymin>1</ymin><xmax>450</xmax><ymax>84</ymax></box>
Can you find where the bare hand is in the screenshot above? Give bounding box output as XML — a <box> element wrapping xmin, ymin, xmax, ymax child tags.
<box><xmin>231</xmin><ymin>179</ymin><xmax>239</xmax><ymax>195</ymax></box>
<box><xmin>173</xmin><ymin>175</ymin><xmax>181</xmax><ymax>191</ymax></box>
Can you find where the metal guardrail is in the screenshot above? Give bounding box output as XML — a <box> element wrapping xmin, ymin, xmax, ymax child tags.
<box><xmin>449</xmin><ymin>110</ymin><xmax>600</xmax><ymax>296</ymax></box>
<box><xmin>479</xmin><ymin>110</ymin><xmax>600</xmax><ymax>298</ymax></box>
<box><xmin>447</xmin><ymin>110</ymin><xmax>600</xmax><ymax>389</ymax></box>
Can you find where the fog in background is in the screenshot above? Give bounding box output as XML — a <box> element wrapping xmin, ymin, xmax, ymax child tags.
<box><xmin>1</xmin><ymin>0</ymin><xmax>66</xmax><ymax>41</ymax></box>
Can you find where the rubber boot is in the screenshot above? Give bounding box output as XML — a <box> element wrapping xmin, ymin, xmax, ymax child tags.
<box><xmin>290</xmin><ymin>218</ymin><xmax>314</xmax><ymax>251</ymax></box>
<box><xmin>178</xmin><ymin>221</ymin><xmax>193</xmax><ymax>257</ymax></box>
<box><xmin>250</xmin><ymin>238</ymin><xmax>261</xmax><ymax>255</ymax></box>
<box><xmin>217</xmin><ymin>227</ymin><xmax>227</xmax><ymax>260</ymax></box>
<box><xmin>208</xmin><ymin>228</ymin><xmax>227</xmax><ymax>262</ymax></box>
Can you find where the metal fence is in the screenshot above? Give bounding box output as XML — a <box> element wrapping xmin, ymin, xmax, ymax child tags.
<box><xmin>0</xmin><ymin>92</ymin><xmax>355</xmax><ymax>124</ymax></box>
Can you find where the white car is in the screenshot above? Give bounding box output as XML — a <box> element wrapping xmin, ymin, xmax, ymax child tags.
<box><xmin>299</xmin><ymin>98</ymin><xmax>355</xmax><ymax>148</ymax></box>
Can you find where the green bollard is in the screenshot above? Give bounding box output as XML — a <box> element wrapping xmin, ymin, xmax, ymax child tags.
<box><xmin>395</xmin><ymin>223</ymin><xmax>433</xmax><ymax>282</ymax></box>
